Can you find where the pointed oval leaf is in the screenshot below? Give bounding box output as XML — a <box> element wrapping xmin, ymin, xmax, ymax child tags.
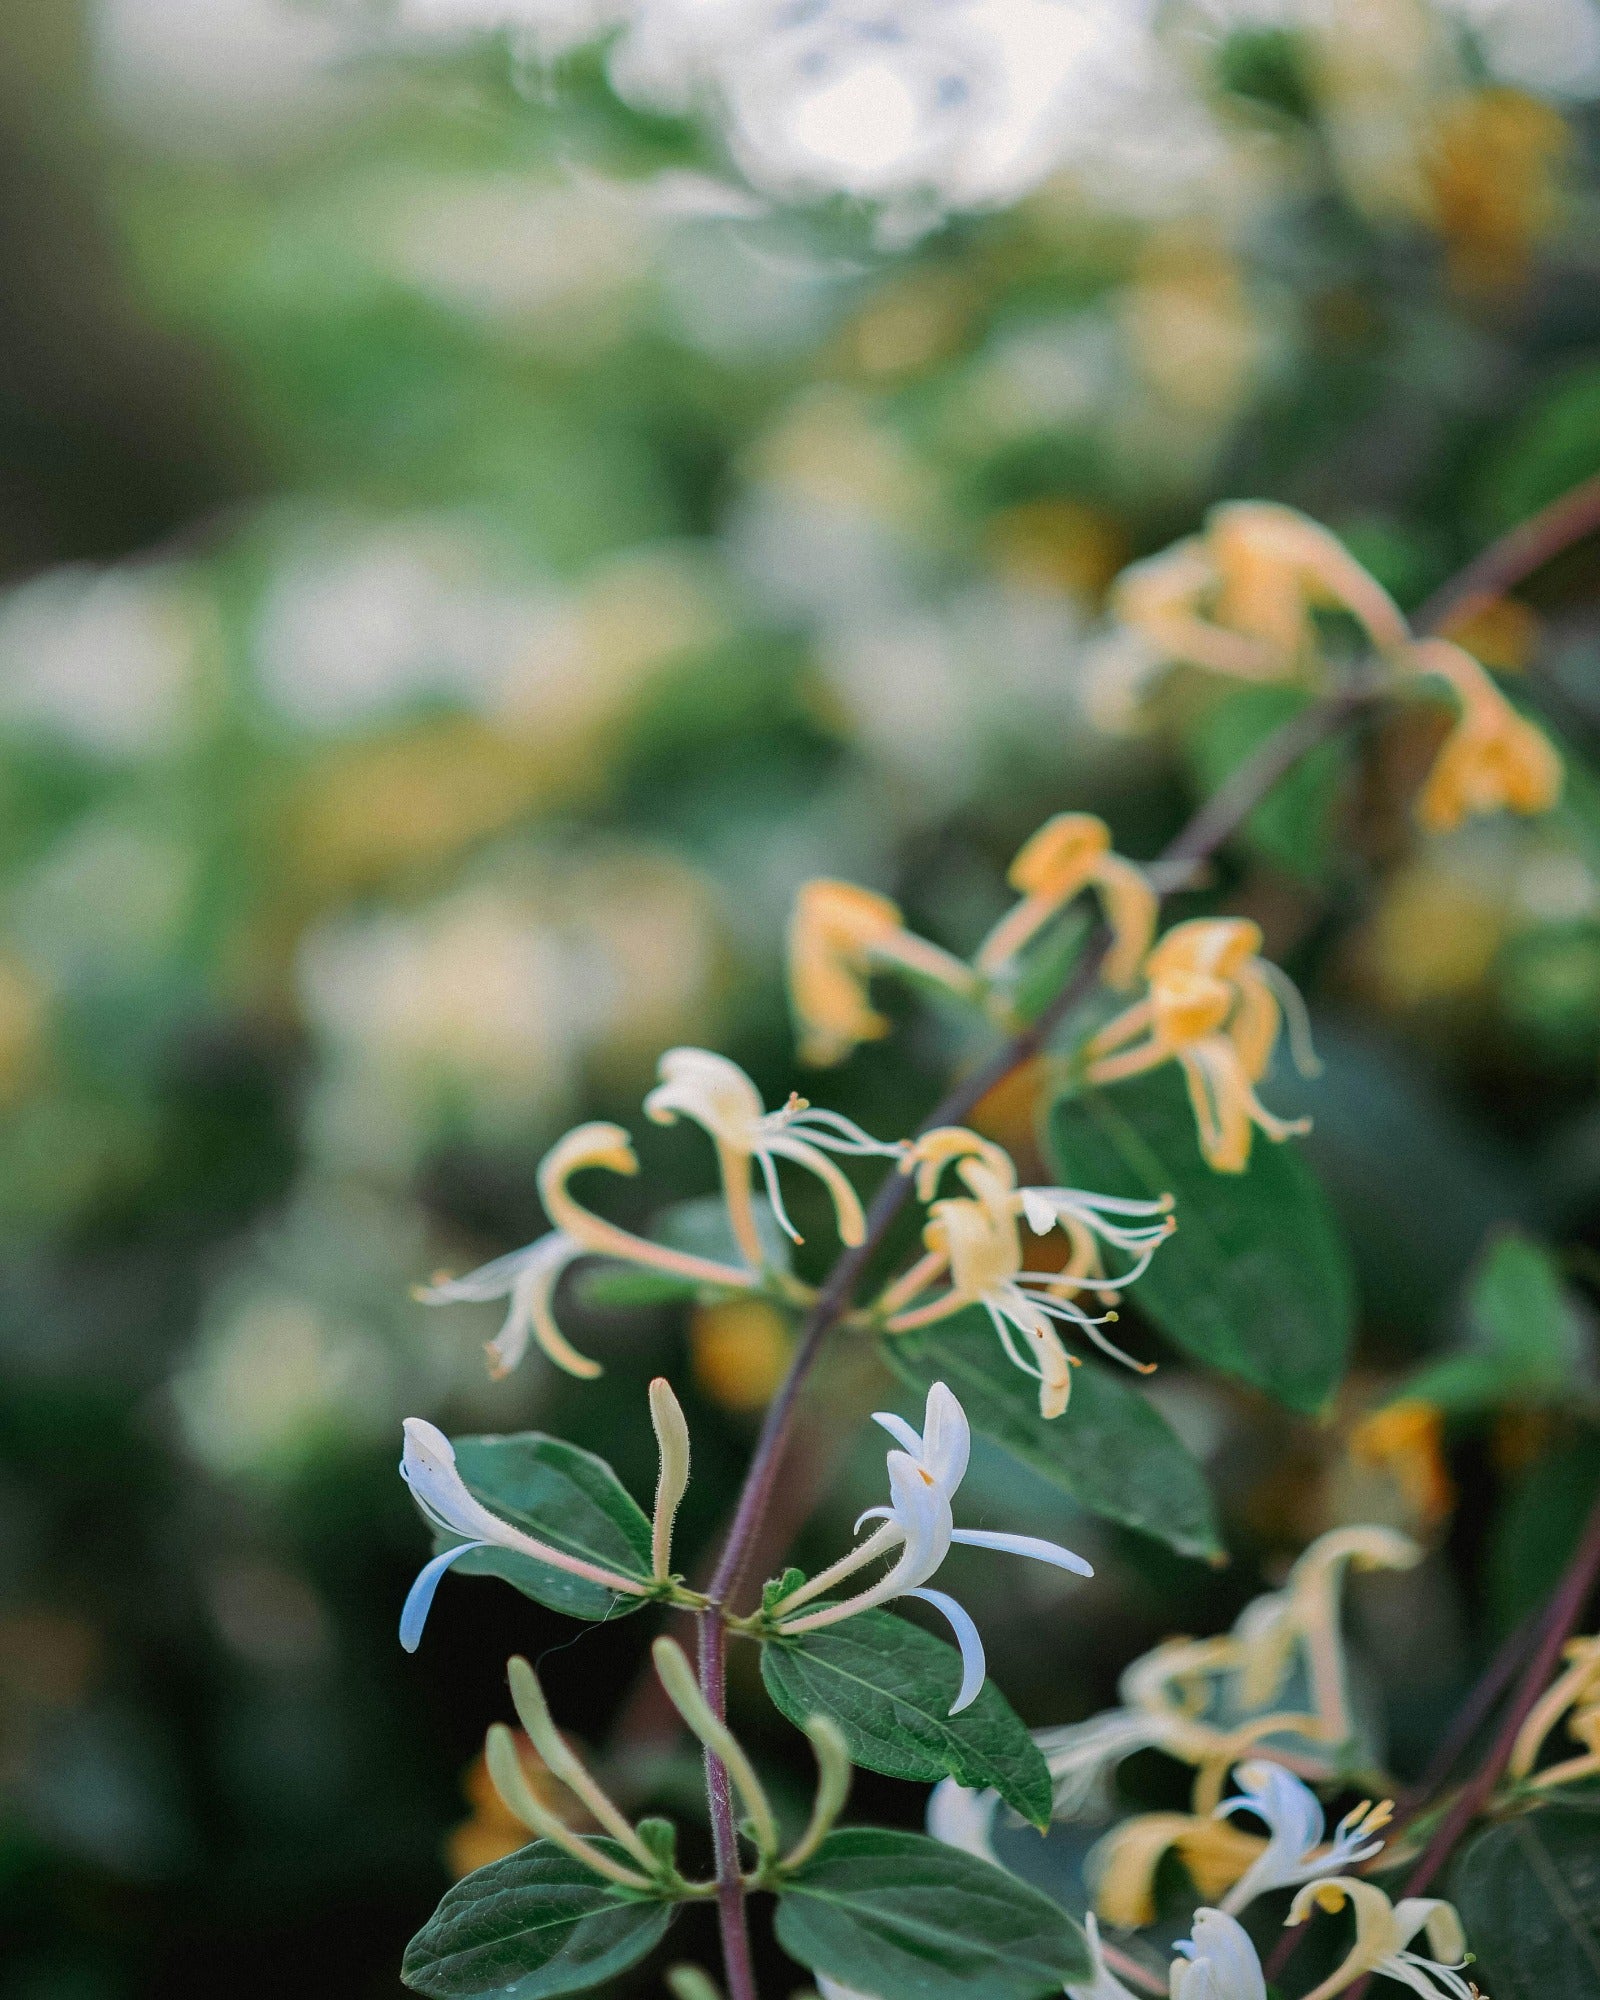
<box><xmin>881</xmin><ymin>1312</ymin><xmax>1221</xmax><ymax>1561</ymax></box>
<box><xmin>761</xmin><ymin>1607</ymin><xmax>1053</xmax><ymax>1829</ymax></box>
<box><xmin>1047</xmin><ymin>1071</ymin><xmax>1353</xmax><ymax>1414</ymax></box>
<box><xmin>1453</xmin><ymin>1795</ymin><xmax>1600</xmax><ymax>1998</ymax></box>
<box><xmin>442</xmin><ymin>1433</ymin><xmax>654</xmax><ymax>1620</ymax></box>
<box><xmin>775</xmin><ymin>1827</ymin><xmax>1088</xmax><ymax>2000</ymax></box>
<box><xmin>402</xmin><ymin>1838</ymin><xmax>673</xmax><ymax>1999</ymax></box>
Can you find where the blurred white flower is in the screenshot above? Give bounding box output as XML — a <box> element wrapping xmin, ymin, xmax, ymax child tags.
<box><xmin>296</xmin><ymin>886</ymin><xmax>580</xmax><ymax>1167</ymax></box>
<box><xmin>253</xmin><ymin>517</ymin><xmax>555</xmax><ymax>732</ymax></box>
<box><xmin>173</xmin><ymin>1291</ymin><xmax>398</xmax><ymax>1475</ymax></box>
<box><xmin>0</xmin><ymin>564</ymin><xmax>207</xmax><ymax>761</ymax></box>
<box><xmin>93</xmin><ymin>0</ymin><xmax>359</xmax><ymax>149</ymax></box>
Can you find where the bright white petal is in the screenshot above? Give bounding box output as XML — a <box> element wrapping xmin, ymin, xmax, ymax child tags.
<box><xmin>949</xmin><ymin>1526</ymin><xmax>1094</xmax><ymax>1577</ymax></box>
<box><xmin>925</xmin><ymin>1778</ymin><xmax>1000</xmax><ymax>1863</ymax></box>
<box><xmin>906</xmin><ymin>1586</ymin><xmax>987</xmax><ymax>1713</ymax></box>
<box><xmin>871</xmin><ymin>1410</ymin><xmax>924</xmax><ymax>1456</ymax></box>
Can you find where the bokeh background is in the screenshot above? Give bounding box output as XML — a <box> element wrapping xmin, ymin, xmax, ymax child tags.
<box><xmin>5</xmin><ymin>1</ymin><xmax>1600</xmax><ymax>1993</ymax></box>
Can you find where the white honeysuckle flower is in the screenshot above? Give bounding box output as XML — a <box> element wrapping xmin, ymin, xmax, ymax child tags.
<box><xmin>771</xmin><ymin>1383</ymin><xmax>1091</xmax><ymax>1713</ymax></box>
<box><xmin>815</xmin><ymin>1978</ymin><xmax>880</xmax><ymax>2000</ymax></box>
<box><xmin>643</xmin><ymin>1045</ymin><xmax>905</xmax><ymax>1262</ymax></box>
<box><xmin>1170</xmin><ymin>1908</ymin><xmax>1268</xmax><ymax>2000</ymax></box>
<box><xmin>1064</xmin><ymin>1913</ymin><xmax>1146</xmax><ymax>2000</ymax></box>
<box><xmin>1214</xmin><ymin>1760</ymin><xmax>1392</xmax><ymax>1915</ymax></box>
<box><xmin>882</xmin><ymin>1129</ymin><xmax>1173</xmax><ymax>1417</ymax></box>
<box><xmin>420</xmin><ymin>1116</ymin><xmax>760</xmax><ymax>1379</ymax></box>
<box><xmin>1287</xmin><ymin>1879</ymin><xmax>1475</xmax><ymax>2000</ymax></box>
<box><xmin>397</xmin><ymin>1418</ymin><xmax>651</xmax><ymax>1649</ymax></box>
<box><xmin>924</xmin><ymin>1776</ymin><xmax>1000</xmax><ymax>1864</ymax></box>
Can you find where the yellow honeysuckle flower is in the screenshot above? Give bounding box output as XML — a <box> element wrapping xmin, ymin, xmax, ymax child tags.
<box><xmin>1232</xmin><ymin>1527</ymin><xmax>1423</xmax><ymax>1746</ymax></box>
<box><xmin>879</xmin><ymin>1128</ymin><xmax>1174</xmax><ymax>1417</ymax></box>
<box><xmin>1410</xmin><ymin>636</ymin><xmax>1562</xmax><ymax>832</ymax></box>
<box><xmin>1035</xmin><ymin>1525</ymin><xmax>1418</xmax><ymax>1823</ymax></box>
<box><xmin>1348</xmin><ymin>1397</ymin><xmax>1456</xmax><ymax>1530</ymax></box>
<box><xmin>786</xmin><ymin>879</ymin><xmax>978</xmax><ymax>1066</ymax></box>
<box><xmin>1287</xmin><ymin>1878</ymin><xmax>1473</xmax><ymax>2000</ymax></box>
<box><xmin>1507</xmin><ymin>1634</ymin><xmax>1600</xmax><ymax>1790</ymax></box>
<box><xmin>975</xmin><ymin>813</ymin><xmax>1157</xmax><ymax>990</ymax></box>
<box><xmin>422</xmin><ymin>1051</ymin><xmax>905</xmax><ymax>1381</ymax></box>
<box><xmin>420</xmin><ymin>1121</ymin><xmax>756</xmax><ymax>1380</ymax></box>
<box><xmin>1084</xmin><ymin>919</ymin><xmax>1317</xmax><ymax>1173</ymax></box>
<box><xmin>1089</xmin><ymin>1810</ymin><xmax>1267</xmax><ymax>1929</ymax></box>
<box><xmin>1111</xmin><ymin>502</ymin><xmax>1409</xmax><ymax>684</ymax></box>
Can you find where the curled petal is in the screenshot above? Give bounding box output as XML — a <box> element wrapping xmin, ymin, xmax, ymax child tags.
<box><xmin>643</xmin><ymin>1046</ymin><xmax>765</xmax><ymax>1146</ymax></box>
<box><xmin>538</xmin><ymin>1120</ymin><xmax>753</xmax><ymax>1291</ymax></box>
<box><xmin>399</xmin><ymin>1542</ymin><xmax>486</xmax><ymax>1652</ymax></box>
<box><xmin>765</xmin><ymin>1132</ymin><xmax>867</xmax><ymax>1245</ymax></box>
<box><xmin>905</xmin><ymin>1586</ymin><xmax>987</xmax><ymax>1714</ymax></box>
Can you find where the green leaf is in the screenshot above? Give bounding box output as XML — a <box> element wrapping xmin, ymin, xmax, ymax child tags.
<box><xmin>574</xmin><ymin>1263</ymin><xmax>704</xmax><ymax>1308</ymax></box>
<box><xmin>775</xmin><ymin>1828</ymin><xmax>1088</xmax><ymax>2000</ymax></box>
<box><xmin>1489</xmin><ymin>1432</ymin><xmax>1600</xmax><ymax>1634</ymax></box>
<box><xmin>653</xmin><ymin>1192</ymin><xmax>792</xmax><ymax>1274</ymax></box>
<box><xmin>1185</xmin><ymin>684</ymin><xmax>1347</xmax><ymax>881</ymax></box>
<box><xmin>1047</xmin><ymin>1071</ymin><xmax>1354</xmax><ymax>1414</ymax></box>
<box><xmin>1453</xmin><ymin>1796</ymin><xmax>1600</xmax><ymax>1997</ymax></box>
<box><xmin>443</xmin><ymin>1433</ymin><xmax>654</xmax><ymax>1620</ymax></box>
<box><xmin>402</xmin><ymin>1838</ymin><xmax>673</xmax><ymax>2000</ymax></box>
<box><xmin>881</xmin><ymin>1312</ymin><xmax>1221</xmax><ymax>1561</ymax></box>
<box><xmin>763</xmin><ymin>1567</ymin><xmax>806</xmax><ymax>1615</ymax></box>
<box><xmin>1400</xmin><ymin>1229</ymin><xmax>1592</xmax><ymax>1416</ymax></box>
<box><xmin>760</xmin><ymin>1608</ymin><xmax>1053</xmax><ymax>1830</ymax></box>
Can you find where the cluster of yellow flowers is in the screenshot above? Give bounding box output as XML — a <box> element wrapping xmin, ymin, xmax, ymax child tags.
<box><xmin>1112</xmin><ymin>500</ymin><xmax>1562</xmax><ymax>833</ymax></box>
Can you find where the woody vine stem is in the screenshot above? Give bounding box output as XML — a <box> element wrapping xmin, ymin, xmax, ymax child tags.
<box><xmin>689</xmin><ymin>483</ymin><xmax>1600</xmax><ymax>2000</ymax></box>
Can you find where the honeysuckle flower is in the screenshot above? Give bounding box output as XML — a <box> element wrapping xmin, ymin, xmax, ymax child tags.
<box><xmin>1170</xmin><ymin>1909</ymin><xmax>1268</xmax><ymax>2000</ymax></box>
<box><xmin>643</xmin><ymin>1046</ymin><xmax>905</xmax><ymax>1260</ymax></box>
<box><xmin>1287</xmin><ymin>1879</ymin><xmax>1474</xmax><ymax>2000</ymax></box>
<box><xmin>421</xmin><ymin>1117</ymin><xmax>757</xmax><ymax>1380</ymax></box>
<box><xmin>1084</xmin><ymin>919</ymin><xmax>1317</xmax><ymax>1173</ymax></box>
<box><xmin>770</xmin><ymin>1382</ymin><xmax>1092</xmax><ymax>1712</ymax></box>
<box><xmin>1111</xmin><ymin>502</ymin><xmax>1410</xmax><ymax>684</ymax></box>
<box><xmin>1410</xmin><ymin>636</ymin><xmax>1562</xmax><ymax>832</ymax></box>
<box><xmin>1093</xmin><ymin>1753</ymin><xmax>1391</xmax><ymax>1930</ymax></box>
<box><xmin>1213</xmin><ymin>1761</ymin><xmax>1392</xmax><ymax>1914</ymax></box>
<box><xmin>880</xmin><ymin>1128</ymin><xmax>1173</xmax><ymax>1416</ymax></box>
<box><xmin>1089</xmin><ymin>1808</ymin><xmax>1268</xmax><ymax>1929</ymax></box>
<box><xmin>787</xmin><ymin>878</ymin><xmax>978</xmax><ymax>1066</ymax></box>
<box><xmin>925</xmin><ymin>1775</ymin><xmax>1000</xmax><ymax>1865</ymax></box>
<box><xmin>1230</xmin><ymin>1526</ymin><xmax>1423</xmax><ymax>1751</ymax></box>
<box><xmin>396</xmin><ymin>1418</ymin><xmax>653</xmax><ymax>1651</ymax></box>
<box><xmin>975</xmin><ymin>813</ymin><xmax>1158</xmax><ymax>990</ymax></box>
<box><xmin>1507</xmin><ymin>1633</ymin><xmax>1600</xmax><ymax>1789</ymax></box>
<box><xmin>1064</xmin><ymin>1914</ymin><xmax>1152</xmax><ymax>2000</ymax></box>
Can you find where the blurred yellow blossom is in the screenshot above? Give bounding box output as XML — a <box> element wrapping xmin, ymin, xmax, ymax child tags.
<box><xmin>691</xmin><ymin>1298</ymin><xmax>793</xmax><ymax>1412</ymax></box>
<box><xmin>1111</xmin><ymin>502</ymin><xmax>1409</xmax><ymax>684</ymax></box>
<box><xmin>448</xmin><ymin>1733</ymin><xmax>588</xmax><ymax>1878</ymax></box>
<box><xmin>976</xmin><ymin>814</ymin><xmax>1156</xmax><ymax>989</ymax></box>
<box><xmin>1121</xmin><ymin>234</ymin><xmax>1263</xmax><ymax>426</ymax></box>
<box><xmin>1410</xmin><ymin>637</ymin><xmax>1562</xmax><ymax>832</ymax></box>
<box><xmin>787</xmin><ymin>881</ymin><xmax>977</xmax><ymax>1066</ymax></box>
<box><xmin>1345</xmin><ymin>856</ymin><xmax>1506</xmax><ymax>1010</ymax></box>
<box><xmin>1425</xmin><ymin>88</ymin><xmax>1568</xmax><ymax>294</ymax></box>
<box><xmin>1347</xmin><ymin>1398</ymin><xmax>1456</xmax><ymax>1531</ymax></box>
